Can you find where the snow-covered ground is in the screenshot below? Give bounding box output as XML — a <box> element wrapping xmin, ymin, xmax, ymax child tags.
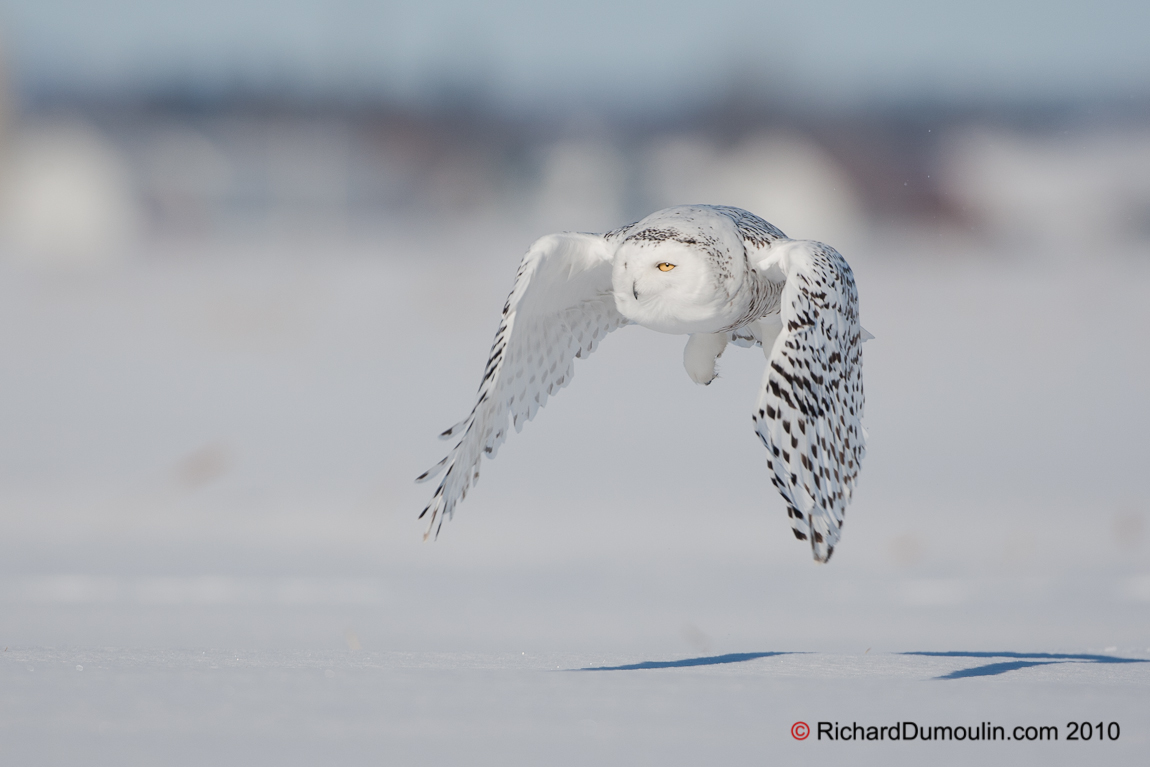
<box><xmin>3</xmin><ymin>647</ymin><xmax>1147</xmax><ymax>765</ymax></box>
<box><xmin>1</xmin><ymin>222</ymin><xmax>1148</xmax><ymax>764</ymax></box>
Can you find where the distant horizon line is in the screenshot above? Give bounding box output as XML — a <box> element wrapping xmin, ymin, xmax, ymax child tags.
<box><xmin>13</xmin><ymin>81</ymin><xmax>1150</xmax><ymax>124</ymax></box>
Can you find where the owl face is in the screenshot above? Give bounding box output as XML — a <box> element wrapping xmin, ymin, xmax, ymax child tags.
<box><xmin>612</xmin><ymin>238</ymin><xmax>740</xmax><ymax>334</ymax></box>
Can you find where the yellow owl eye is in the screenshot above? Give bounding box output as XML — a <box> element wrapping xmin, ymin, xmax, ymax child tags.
<box><xmin>657</xmin><ymin>262</ymin><xmax>676</xmax><ymax>272</ymax></box>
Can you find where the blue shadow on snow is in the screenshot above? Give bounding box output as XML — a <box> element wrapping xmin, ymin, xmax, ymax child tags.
<box><xmin>902</xmin><ymin>651</ymin><xmax>1148</xmax><ymax>680</ymax></box>
<box><xmin>578</xmin><ymin>651</ymin><xmax>790</xmax><ymax>671</ymax></box>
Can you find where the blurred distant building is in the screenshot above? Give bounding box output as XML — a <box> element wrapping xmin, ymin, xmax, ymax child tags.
<box><xmin>643</xmin><ymin>132</ymin><xmax>866</xmax><ymax>250</ymax></box>
<box><xmin>0</xmin><ymin>120</ymin><xmax>142</xmax><ymax>270</ymax></box>
<box><xmin>939</xmin><ymin>126</ymin><xmax>1150</xmax><ymax>248</ymax></box>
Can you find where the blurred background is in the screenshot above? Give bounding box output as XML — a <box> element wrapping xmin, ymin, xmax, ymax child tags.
<box><xmin>0</xmin><ymin>0</ymin><xmax>1148</xmax><ymax>656</ymax></box>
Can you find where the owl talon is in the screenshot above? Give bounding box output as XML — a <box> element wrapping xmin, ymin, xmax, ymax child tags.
<box><xmin>683</xmin><ymin>332</ymin><xmax>727</xmax><ymax>385</ymax></box>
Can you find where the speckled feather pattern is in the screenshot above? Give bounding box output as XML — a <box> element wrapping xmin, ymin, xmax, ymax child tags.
<box><xmin>752</xmin><ymin>241</ymin><xmax>865</xmax><ymax>562</ymax></box>
<box><xmin>419</xmin><ymin>206</ymin><xmax>866</xmax><ymax>562</ymax></box>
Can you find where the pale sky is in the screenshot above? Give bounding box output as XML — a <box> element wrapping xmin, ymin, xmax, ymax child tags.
<box><xmin>1</xmin><ymin>0</ymin><xmax>1147</xmax><ymax>111</ymax></box>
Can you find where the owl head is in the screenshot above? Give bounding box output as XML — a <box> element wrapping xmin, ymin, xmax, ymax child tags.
<box><xmin>611</xmin><ymin>207</ymin><xmax>751</xmax><ymax>334</ymax></box>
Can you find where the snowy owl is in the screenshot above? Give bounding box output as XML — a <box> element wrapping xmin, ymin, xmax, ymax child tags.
<box><xmin>417</xmin><ymin>205</ymin><xmax>868</xmax><ymax>562</ymax></box>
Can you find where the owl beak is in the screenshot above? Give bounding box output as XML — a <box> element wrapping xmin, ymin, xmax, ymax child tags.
<box><xmin>632</xmin><ymin>282</ymin><xmax>639</xmax><ymax>300</ymax></box>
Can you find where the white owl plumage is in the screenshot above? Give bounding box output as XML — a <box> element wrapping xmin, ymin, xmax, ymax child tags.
<box><xmin>417</xmin><ymin>205</ymin><xmax>867</xmax><ymax>562</ymax></box>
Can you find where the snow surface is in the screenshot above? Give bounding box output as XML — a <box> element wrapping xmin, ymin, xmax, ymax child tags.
<box><xmin>3</xmin><ymin>647</ymin><xmax>1148</xmax><ymax>765</ymax></box>
<box><xmin>1</xmin><ymin>224</ymin><xmax>1149</xmax><ymax>764</ymax></box>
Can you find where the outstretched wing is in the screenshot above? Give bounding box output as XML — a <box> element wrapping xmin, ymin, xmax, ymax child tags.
<box><xmin>417</xmin><ymin>232</ymin><xmax>626</xmax><ymax>538</ymax></box>
<box><xmin>751</xmin><ymin>240</ymin><xmax>866</xmax><ymax>562</ymax></box>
